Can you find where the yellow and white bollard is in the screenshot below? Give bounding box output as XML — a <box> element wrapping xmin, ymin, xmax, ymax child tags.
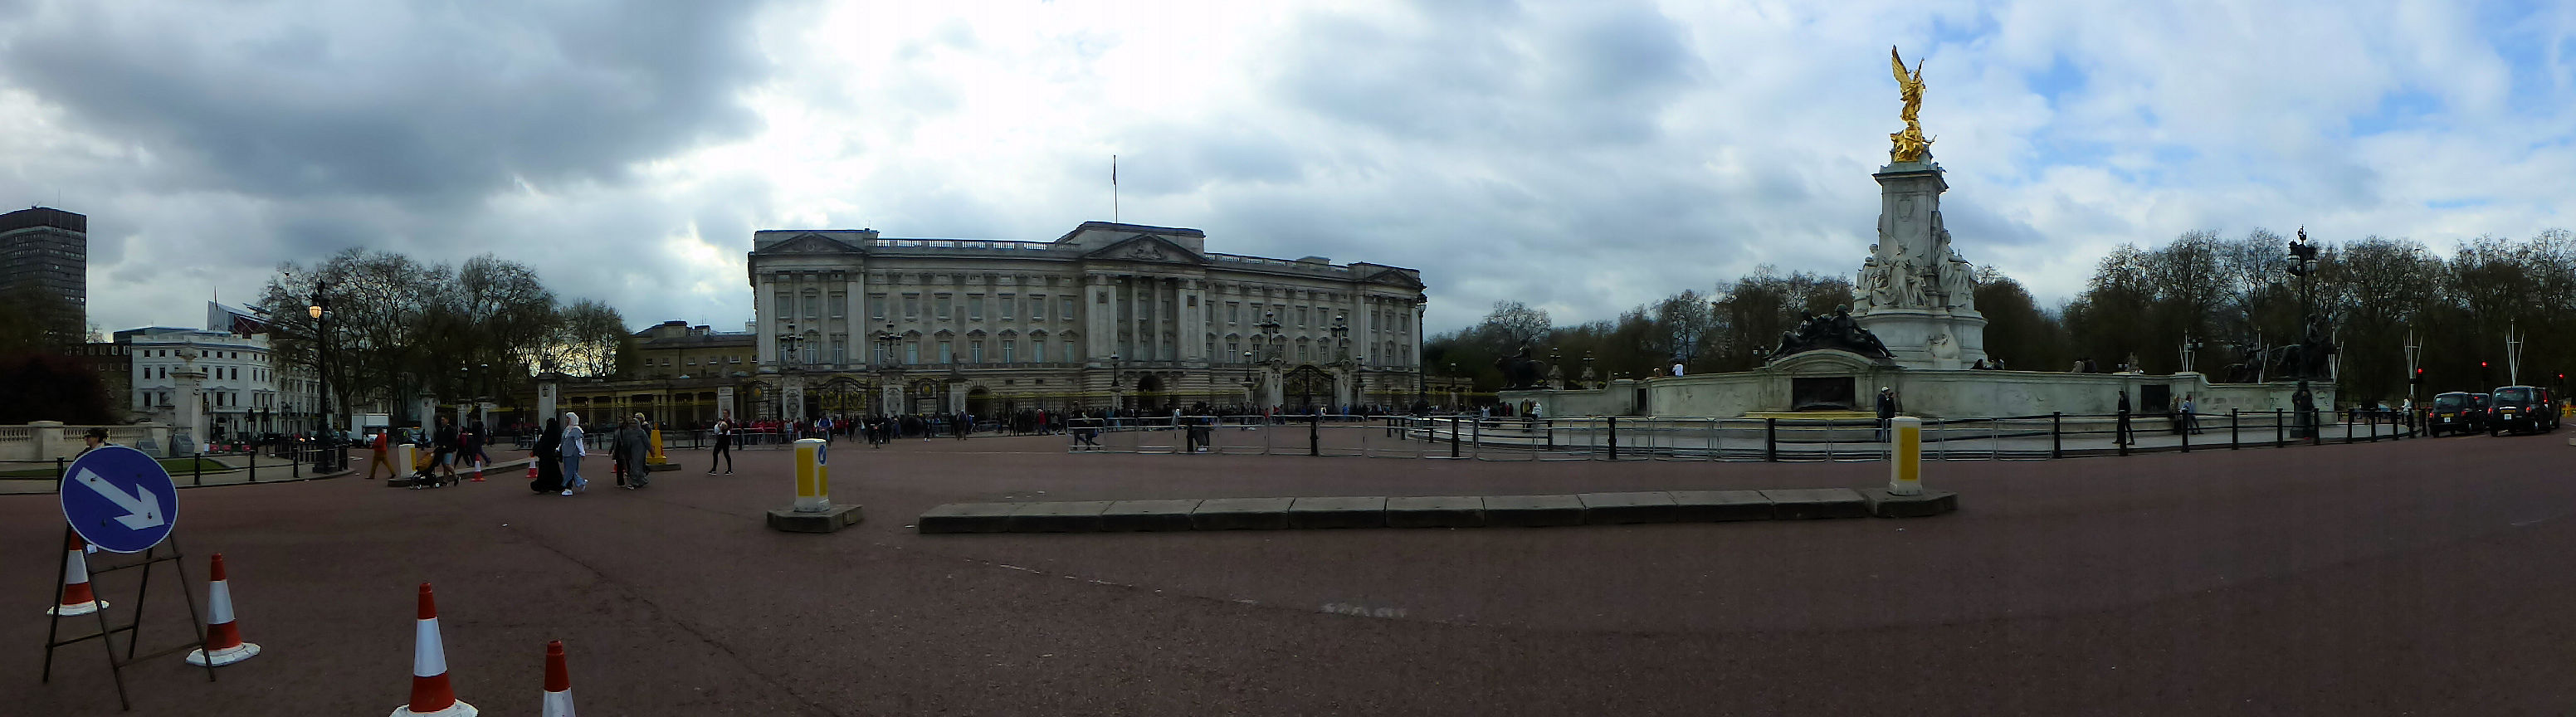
<box><xmin>1886</xmin><ymin>416</ymin><xmax>1922</xmax><ymax>496</ymax></box>
<box><xmin>793</xmin><ymin>437</ymin><xmax>831</xmax><ymax>513</ymax></box>
<box><xmin>768</xmin><ymin>437</ymin><xmax>861</xmax><ymax>532</ymax></box>
<box><xmin>396</xmin><ymin>442</ymin><xmax>420</xmax><ymax>485</ymax></box>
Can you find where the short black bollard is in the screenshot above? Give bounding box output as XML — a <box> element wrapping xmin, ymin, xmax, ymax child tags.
<box><xmin>2179</xmin><ymin>415</ymin><xmax>2190</xmax><ymax>453</ymax></box>
<box><xmin>2051</xmin><ymin>412</ymin><xmax>2062</xmax><ymax>459</ymax></box>
<box><xmin>1309</xmin><ymin>414</ymin><xmax>1320</xmax><ymax>456</ymax></box>
<box><xmin>1764</xmin><ymin>417</ymin><xmax>1778</xmax><ymax>462</ymax></box>
<box><xmin>1606</xmin><ymin>417</ymin><xmax>1618</xmax><ymax>461</ymax></box>
<box><xmin>2116</xmin><ymin>410</ymin><xmax>2130</xmax><ymax>456</ymax></box>
<box><xmin>193</xmin><ymin>452</ymin><xmax>203</xmax><ymax>486</ymax></box>
<box><xmin>2230</xmin><ymin>408</ymin><xmax>2240</xmax><ymax>449</ymax></box>
<box><xmin>1449</xmin><ymin>417</ymin><xmax>1461</xmax><ymax>458</ymax></box>
<box><xmin>2275</xmin><ymin>408</ymin><xmax>2286</xmax><ymax>447</ymax></box>
<box><xmin>55</xmin><ymin>457</ymin><xmax>66</xmax><ymax>494</ymax></box>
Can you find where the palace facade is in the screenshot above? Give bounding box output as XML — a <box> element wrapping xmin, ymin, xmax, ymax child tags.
<box><xmin>743</xmin><ymin>221</ymin><xmax>1427</xmax><ymax>419</ymax></box>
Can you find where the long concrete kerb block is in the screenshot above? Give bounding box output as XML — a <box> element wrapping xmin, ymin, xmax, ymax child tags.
<box><xmin>1666</xmin><ymin>490</ymin><xmax>1775</xmax><ymax>522</ymax></box>
<box><xmin>1191</xmin><ymin>497</ymin><xmax>1294</xmax><ymax>530</ymax></box>
<box><xmin>1104</xmin><ymin>500</ymin><xmax>1203</xmax><ymax>531</ymax></box>
<box><xmin>1009</xmin><ymin>501</ymin><xmax>1114</xmax><ymax>533</ymax></box>
<box><xmin>1866</xmin><ymin>490</ymin><xmax>1959</xmax><ymax>518</ymax></box>
<box><xmin>918</xmin><ymin>503</ymin><xmax>1018</xmax><ymax>534</ymax></box>
<box><xmin>1385</xmin><ymin>496</ymin><xmax>1485</xmax><ymax>528</ymax></box>
<box><xmin>1759</xmin><ymin>488</ymin><xmax>1871</xmax><ymax>519</ymax></box>
<box><xmin>1578</xmin><ymin>491</ymin><xmax>1679</xmax><ymax>524</ymax></box>
<box><xmin>1484</xmin><ymin>495</ymin><xmax>1585</xmax><ymax>527</ymax></box>
<box><xmin>1289</xmin><ymin>496</ymin><xmax>1388</xmax><ymax>529</ymax></box>
<box><xmin>767</xmin><ymin>504</ymin><xmax>864</xmax><ymax>533</ymax></box>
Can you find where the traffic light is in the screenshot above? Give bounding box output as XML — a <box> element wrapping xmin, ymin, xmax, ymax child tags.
<box><xmin>2412</xmin><ymin>368</ymin><xmax>2424</xmax><ymax>385</ymax></box>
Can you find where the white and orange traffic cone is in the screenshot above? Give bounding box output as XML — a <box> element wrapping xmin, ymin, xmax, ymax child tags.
<box><xmin>540</xmin><ymin>641</ymin><xmax>574</xmax><ymax>717</ymax></box>
<box><xmin>186</xmin><ymin>554</ymin><xmax>261</xmax><ymax>666</ymax></box>
<box><xmin>46</xmin><ymin>532</ymin><xmax>108</xmax><ymax>616</ymax></box>
<box><xmin>391</xmin><ymin>583</ymin><xmax>476</xmax><ymax>716</ymax></box>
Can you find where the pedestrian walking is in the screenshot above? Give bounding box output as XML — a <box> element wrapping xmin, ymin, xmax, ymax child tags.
<box><xmin>613</xmin><ymin>417</ymin><xmax>651</xmax><ymax>489</ymax></box>
<box><xmin>430</xmin><ymin>416</ymin><xmax>461</xmax><ymax>481</ymax></box>
<box><xmin>708</xmin><ymin>412</ymin><xmax>735</xmax><ymax>474</ymax></box>
<box><xmin>462</xmin><ymin>419</ymin><xmax>489</xmax><ymax>482</ymax></box>
<box><xmin>2115</xmin><ymin>389</ymin><xmax>2137</xmax><ymax>446</ymax></box>
<box><xmin>2179</xmin><ymin>394</ymin><xmax>2202</xmax><ymax>435</ymax></box>
<box><xmin>559</xmin><ymin>412</ymin><xmax>588</xmax><ymax>495</ymax></box>
<box><xmin>531</xmin><ymin>417</ymin><xmax>565</xmax><ymax>494</ymax></box>
<box><xmin>366</xmin><ymin>429</ymin><xmax>395</xmax><ymax>480</ymax></box>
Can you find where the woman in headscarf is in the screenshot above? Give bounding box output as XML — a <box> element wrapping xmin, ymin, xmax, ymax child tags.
<box><xmin>531</xmin><ymin>417</ymin><xmax>564</xmax><ymax>495</ymax></box>
<box><xmin>559</xmin><ymin>412</ymin><xmax>588</xmax><ymax>495</ymax></box>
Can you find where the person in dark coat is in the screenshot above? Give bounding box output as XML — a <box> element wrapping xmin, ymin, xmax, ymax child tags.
<box><xmin>2115</xmin><ymin>389</ymin><xmax>2137</xmax><ymax>446</ymax></box>
<box><xmin>531</xmin><ymin>417</ymin><xmax>565</xmax><ymax>494</ymax></box>
<box><xmin>612</xmin><ymin>417</ymin><xmax>651</xmax><ymax>489</ymax></box>
<box><xmin>1876</xmin><ymin>387</ymin><xmax>1899</xmax><ymax>441</ymax></box>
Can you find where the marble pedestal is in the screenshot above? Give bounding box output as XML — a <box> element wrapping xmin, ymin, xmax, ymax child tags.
<box><xmin>1855</xmin><ymin>307</ymin><xmax>1988</xmax><ymax>370</ymax></box>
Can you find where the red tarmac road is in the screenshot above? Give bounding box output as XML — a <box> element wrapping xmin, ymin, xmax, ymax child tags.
<box><xmin>5</xmin><ymin>432</ymin><xmax>2574</xmax><ymax>715</ymax></box>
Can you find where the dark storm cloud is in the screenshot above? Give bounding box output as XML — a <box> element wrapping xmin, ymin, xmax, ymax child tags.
<box><xmin>0</xmin><ymin>1</ymin><xmax>773</xmax><ymax>207</ymax></box>
<box><xmin>1271</xmin><ymin>0</ymin><xmax>1694</xmax><ymax>146</ymax></box>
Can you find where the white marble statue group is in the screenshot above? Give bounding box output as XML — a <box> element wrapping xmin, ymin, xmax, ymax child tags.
<box><xmin>1855</xmin><ymin>211</ymin><xmax>1976</xmax><ymax>312</ymax></box>
<box><xmin>1856</xmin><ymin>250</ymin><xmax>1975</xmax><ymax>311</ymax></box>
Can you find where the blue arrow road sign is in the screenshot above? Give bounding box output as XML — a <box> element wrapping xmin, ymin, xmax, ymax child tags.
<box><xmin>60</xmin><ymin>445</ymin><xmax>179</xmax><ymax>554</ymax></box>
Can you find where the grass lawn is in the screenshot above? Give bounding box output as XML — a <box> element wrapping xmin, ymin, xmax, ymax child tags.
<box><xmin>0</xmin><ymin>456</ymin><xmax>236</xmax><ymax>479</ymax></box>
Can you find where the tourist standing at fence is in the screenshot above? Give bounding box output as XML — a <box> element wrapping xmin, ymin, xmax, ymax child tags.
<box><xmin>2179</xmin><ymin>395</ymin><xmax>2202</xmax><ymax>435</ymax></box>
<box><xmin>1876</xmin><ymin>387</ymin><xmax>1899</xmax><ymax>441</ymax></box>
<box><xmin>559</xmin><ymin>412</ymin><xmax>588</xmax><ymax>495</ymax></box>
<box><xmin>708</xmin><ymin>412</ymin><xmax>735</xmax><ymax>474</ymax></box>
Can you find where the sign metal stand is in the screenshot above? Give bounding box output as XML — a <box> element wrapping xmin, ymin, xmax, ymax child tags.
<box><xmin>38</xmin><ymin>446</ymin><xmax>212</xmax><ymax>711</ymax></box>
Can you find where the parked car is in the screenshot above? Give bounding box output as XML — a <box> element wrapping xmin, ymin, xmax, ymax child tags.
<box><xmin>2486</xmin><ymin>385</ymin><xmax>2559</xmax><ymax>435</ymax></box>
<box><xmin>2427</xmin><ymin>392</ymin><xmax>2486</xmax><ymax>436</ymax></box>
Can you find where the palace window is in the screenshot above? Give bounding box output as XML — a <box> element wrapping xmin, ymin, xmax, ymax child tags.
<box><xmin>870</xmin><ymin>294</ymin><xmax>887</xmax><ymax>320</ymax></box>
<box><xmin>903</xmin><ymin>294</ymin><xmax>920</xmax><ymax>319</ymax></box>
<box><xmin>968</xmin><ymin>294</ymin><xmax>984</xmax><ymax>321</ymax></box>
<box><xmin>1000</xmin><ymin>294</ymin><xmax>1015</xmax><ymax>319</ymax></box>
<box><xmin>970</xmin><ymin>340</ymin><xmax>985</xmax><ymax>363</ymax></box>
<box><xmin>1003</xmin><ymin>340</ymin><xmax>1017</xmax><ymax>363</ymax></box>
<box><xmin>936</xmin><ymin>295</ymin><xmax>952</xmax><ymax>321</ymax></box>
<box><xmin>1031</xmin><ymin>295</ymin><xmax>1046</xmax><ymax>319</ymax></box>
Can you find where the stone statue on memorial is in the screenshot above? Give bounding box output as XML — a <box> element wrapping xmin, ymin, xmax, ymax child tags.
<box><xmin>1898</xmin><ymin>260</ymin><xmax>1928</xmax><ymax>307</ymax></box>
<box><xmin>1941</xmin><ymin>256</ymin><xmax>1976</xmax><ymax>310</ymax></box>
<box><xmin>1865</xmin><ymin>261</ymin><xmax>1895</xmax><ymax>308</ymax></box>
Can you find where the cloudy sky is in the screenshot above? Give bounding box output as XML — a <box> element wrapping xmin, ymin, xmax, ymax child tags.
<box><xmin>4</xmin><ymin>0</ymin><xmax>2572</xmax><ymax>337</ymax></box>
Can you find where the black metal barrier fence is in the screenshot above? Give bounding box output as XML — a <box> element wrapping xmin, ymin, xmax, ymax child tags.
<box><xmin>1064</xmin><ymin>408</ymin><xmax>2432</xmax><ymax>461</ymax></box>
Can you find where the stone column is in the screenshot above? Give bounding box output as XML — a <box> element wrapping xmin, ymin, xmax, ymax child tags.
<box><xmin>755</xmin><ymin>273</ymin><xmax>778</xmax><ymax>368</ymax></box>
<box><xmin>847</xmin><ymin>272</ymin><xmax>866</xmax><ymax>363</ymax></box>
<box><xmin>1087</xmin><ymin>275</ymin><xmax>1115</xmax><ymax>364</ymax></box>
<box><xmin>1182</xmin><ymin>279</ymin><xmax>1205</xmax><ymax>363</ymax></box>
<box><xmin>175</xmin><ymin>367</ymin><xmax>207</xmax><ymax>455</ymax></box>
<box><xmin>537</xmin><ymin>376</ymin><xmax>561</xmax><ymax>425</ymax></box>
<box><xmin>31</xmin><ymin>421</ymin><xmax>65</xmax><ymax>461</ymax></box>
<box><xmin>716</xmin><ymin>386</ymin><xmax>736</xmax><ymax>422</ymax></box>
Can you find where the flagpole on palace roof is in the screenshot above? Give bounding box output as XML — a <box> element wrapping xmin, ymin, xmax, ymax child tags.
<box><xmin>1112</xmin><ymin>154</ymin><xmax>1119</xmax><ymax>223</ymax></box>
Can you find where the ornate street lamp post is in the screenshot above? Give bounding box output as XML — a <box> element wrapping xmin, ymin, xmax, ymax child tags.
<box><xmin>306</xmin><ymin>281</ymin><xmax>340</xmax><ymax>471</ymax></box>
<box><xmin>2286</xmin><ymin>228</ymin><xmax>2321</xmax><ymax>437</ymax></box>
<box><xmin>874</xmin><ymin>321</ymin><xmax>902</xmax><ymax>415</ymax></box>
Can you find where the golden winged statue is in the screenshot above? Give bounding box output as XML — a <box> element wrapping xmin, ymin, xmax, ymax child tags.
<box><xmin>1889</xmin><ymin>46</ymin><xmax>1933</xmax><ymax>163</ymax></box>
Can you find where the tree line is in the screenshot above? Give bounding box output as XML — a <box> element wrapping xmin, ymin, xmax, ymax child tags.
<box><xmin>1426</xmin><ymin>228</ymin><xmax>2574</xmax><ymax>407</ymax></box>
<box><xmin>255</xmin><ymin>249</ymin><xmax>636</xmax><ymax>422</ymax></box>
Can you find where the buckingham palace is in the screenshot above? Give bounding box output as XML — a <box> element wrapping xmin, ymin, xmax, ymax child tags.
<box><xmin>744</xmin><ymin>221</ymin><xmax>1426</xmax><ymax>419</ymax></box>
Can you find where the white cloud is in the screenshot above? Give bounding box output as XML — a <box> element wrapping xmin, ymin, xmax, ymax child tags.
<box><xmin>0</xmin><ymin>0</ymin><xmax>2568</xmax><ymax>338</ymax></box>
